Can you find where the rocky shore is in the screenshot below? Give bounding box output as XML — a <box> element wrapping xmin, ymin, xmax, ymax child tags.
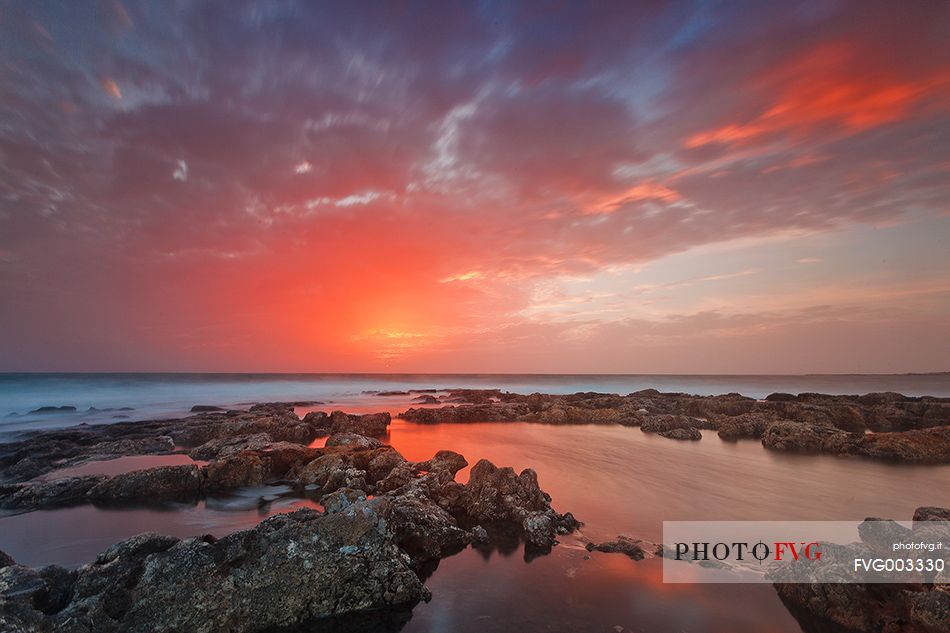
<box><xmin>1</xmin><ymin>387</ymin><xmax>947</xmax><ymax>631</ymax></box>
<box><xmin>399</xmin><ymin>389</ymin><xmax>950</xmax><ymax>463</ymax></box>
<box><xmin>0</xmin><ymin>404</ymin><xmax>578</xmax><ymax>632</ymax></box>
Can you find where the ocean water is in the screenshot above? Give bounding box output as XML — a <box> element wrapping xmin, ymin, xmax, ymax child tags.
<box><xmin>1</xmin><ymin>374</ymin><xmax>948</xmax><ymax>631</ymax></box>
<box><xmin>2</xmin><ymin>372</ymin><xmax>949</xmax><ymax>436</ymax></box>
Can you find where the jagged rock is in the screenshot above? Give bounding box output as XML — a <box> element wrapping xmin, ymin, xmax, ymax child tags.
<box><xmin>295</xmin><ymin>454</ymin><xmax>366</xmax><ymax>493</ymax></box>
<box><xmin>188</xmin><ymin>433</ymin><xmax>274</xmax><ymax>460</ymax></box>
<box><xmin>773</xmin><ymin>506</ymin><xmax>950</xmax><ymax>633</ymax></box>
<box><xmin>325</xmin><ymin>433</ymin><xmax>382</xmax><ymax>450</ymax></box>
<box><xmin>320</xmin><ymin>487</ymin><xmax>367</xmax><ymax>513</ymax></box>
<box><xmin>658</xmin><ymin>427</ymin><xmax>702</xmax><ymax>441</ymax></box>
<box><xmin>385</xmin><ymin>487</ymin><xmax>469</xmax><ymax>564</ymax></box>
<box><xmin>761</xmin><ymin>420</ymin><xmax>851</xmax><ymax>453</ymax></box>
<box><xmin>203</xmin><ymin>454</ymin><xmax>268</xmax><ymax>492</ymax></box>
<box><xmin>851</xmin><ymin>426</ymin><xmax>950</xmax><ymax>463</ymax></box>
<box><xmin>329</xmin><ymin>411</ymin><xmax>391</xmax><ymax>437</ymax></box>
<box><xmin>13</xmin><ymin>503</ymin><xmax>430</xmax><ymax>632</ymax></box>
<box><xmin>0</xmin><ymin>550</ymin><xmax>13</xmax><ymax>568</ymax></box>
<box><xmin>586</xmin><ymin>536</ymin><xmax>663</xmax><ymax>560</ymax></box>
<box><xmin>641</xmin><ymin>414</ymin><xmax>710</xmax><ymax>434</ymax></box>
<box><xmin>366</xmin><ymin>449</ymin><xmax>408</xmax><ymax>485</ymax></box>
<box><xmin>461</xmin><ymin>459</ymin><xmax>573</xmax><ymax>549</ymax></box>
<box><xmin>86</xmin><ymin>465</ymin><xmax>202</xmax><ymax>501</ymax></box>
<box><xmin>415</xmin><ymin>450</ymin><xmax>467</xmax><ymax>477</ymax></box>
<box><xmin>716</xmin><ymin>413</ymin><xmax>775</xmax><ymax>440</ymax></box>
<box><xmin>914</xmin><ymin>507</ymin><xmax>950</xmax><ymax>523</ymax></box>
<box><xmin>375</xmin><ymin>462</ymin><xmax>416</xmax><ymax>494</ymax></box>
<box><xmin>0</xmin><ymin>475</ymin><xmax>107</xmax><ymax>511</ymax></box>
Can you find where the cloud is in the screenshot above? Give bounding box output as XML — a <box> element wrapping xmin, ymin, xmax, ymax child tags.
<box><xmin>172</xmin><ymin>159</ymin><xmax>188</xmax><ymax>181</ymax></box>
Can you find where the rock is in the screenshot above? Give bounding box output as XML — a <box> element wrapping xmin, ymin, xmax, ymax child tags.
<box><xmin>188</xmin><ymin>433</ymin><xmax>274</xmax><ymax>460</ymax></box>
<box><xmin>86</xmin><ymin>436</ymin><xmax>175</xmax><ymax>457</ymax></box>
<box><xmin>470</xmin><ymin>526</ymin><xmax>489</xmax><ymax>544</ymax></box>
<box><xmin>295</xmin><ymin>453</ymin><xmax>367</xmax><ymax>494</ymax></box>
<box><xmin>765</xmin><ymin>393</ymin><xmax>798</xmax><ymax>402</ymax></box>
<box><xmin>399</xmin><ymin>403</ymin><xmax>530</xmax><ymax>424</ymax></box>
<box><xmin>914</xmin><ymin>507</ymin><xmax>950</xmax><ymax>523</ymax></box>
<box><xmin>377</xmin><ymin>391</ymin><xmax>410</xmax><ymax>397</ymax></box>
<box><xmin>640</xmin><ymin>415</ymin><xmax>709</xmax><ymax>434</ymax></box>
<box><xmin>760</xmin><ymin>421</ymin><xmax>852</xmax><ymax>453</ymax></box>
<box><xmin>415</xmin><ymin>450</ymin><xmax>467</xmax><ymax>477</ymax></box>
<box><xmin>320</xmin><ymin>487</ymin><xmax>367</xmax><ymax>513</ymax></box>
<box><xmin>86</xmin><ymin>465</ymin><xmax>202</xmax><ymax>501</ymax></box>
<box><xmin>23</xmin><ymin>503</ymin><xmax>430</xmax><ymax>632</ymax></box>
<box><xmin>386</xmin><ymin>488</ymin><xmax>469</xmax><ymax>564</ymax></box>
<box><xmin>716</xmin><ymin>413</ymin><xmax>775</xmax><ymax>440</ymax></box>
<box><xmin>0</xmin><ymin>475</ymin><xmax>107</xmax><ymax>511</ymax></box>
<box><xmin>586</xmin><ymin>536</ymin><xmax>663</xmax><ymax>560</ymax></box>
<box><xmin>850</xmin><ymin>426</ymin><xmax>950</xmax><ymax>464</ymax></box>
<box><xmin>366</xmin><ymin>449</ymin><xmax>408</xmax><ymax>485</ymax></box>
<box><xmin>325</xmin><ymin>433</ymin><xmax>382</xmax><ymax>450</ymax></box>
<box><xmin>203</xmin><ymin>454</ymin><xmax>268</xmax><ymax>492</ymax></box>
<box><xmin>773</xmin><ymin>506</ymin><xmax>950</xmax><ymax>633</ymax></box>
<box><xmin>412</xmin><ymin>395</ymin><xmax>439</xmax><ymax>404</ymax></box>
<box><xmin>189</xmin><ymin>405</ymin><xmax>224</xmax><ymax>413</ymax></box>
<box><xmin>461</xmin><ymin>459</ymin><xmax>575</xmax><ymax>549</ymax></box>
<box><xmin>329</xmin><ymin>411</ymin><xmax>391</xmax><ymax>437</ymax></box>
<box><xmin>657</xmin><ymin>427</ymin><xmax>701</xmax><ymax>441</ymax></box>
<box><xmin>0</xmin><ymin>550</ymin><xmax>14</xmax><ymax>568</ymax></box>
<box><xmin>27</xmin><ymin>406</ymin><xmax>77</xmax><ymax>414</ymax></box>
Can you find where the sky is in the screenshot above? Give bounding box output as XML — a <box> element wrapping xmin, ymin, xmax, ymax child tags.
<box><xmin>0</xmin><ymin>0</ymin><xmax>948</xmax><ymax>374</ymax></box>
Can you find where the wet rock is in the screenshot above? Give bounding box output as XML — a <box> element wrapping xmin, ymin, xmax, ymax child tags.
<box><xmin>586</xmin><ymin>536</ymin><xmax>663</xmax><ymax>560</ymax></box>
<box><xmin>850</xmin><ymin>426</ymin><xmax>950</xmax><ymax>464</ymax></box>
<box><xmin>412</xmin><ymin>395</ymin><xmax>439</xmax><ymax>404</ymax></box>
<box><xmin>325</xmin><ymin>433</ymin><xmax>382</xmax><ymax>450</ymax></box>
<box><xmin>87</xmin><ymin>436</ymin><xmax>175</xmax><ymax>457</ymax></box>
<box><xmin>415</xmin><ymin>450</ymin><xmax>467</xmax><ymax>478</ymax></box>
<box><xmin>658</xmin><ymin>427</ymin><xmax>702</xmax><ymax>441</ymax></box>
<box><xmin>203</xmin><ymin>454</ymin><xmax>268</xmax><ymax>492</ymax></box>
<box><xmin>86</xmin><ymin>465</ymin><xmax>202</xmax><ymax>501</ymax></box>
<box><xmin>760</xmin><ymin>420</ymin><xmax>852</xmax><ymax>453</ymax></box>
<box><xmin>188</xmin><ymin>433</ymin><xmax>274</xmax><ymax>460</ymax></box>
<box><xmin>641</xmin><ymin>414</ymin><xmax>710</xmax><ymax>434</ymax></box>
<box><xmin>0</xmin><ymin>475</ymin><xmax>107</xmax><ymax>511</ymax></box>
<box><xmin>399</xmin><ymin>403</ymin><xmax>530</xmax><ymax>424</ymax></box>
<box><xmin>914</xmin><ymin>507</ymin><xmax>950</xmax><ymax>523</ymax></box>
<box><xmin>377</xmin><ymin>391</ymin><xmax>410</xmax><ymax>397</ymax></box>
<box><xmin>0</xmin><ymin>550</ymin><xmax>14</xmax><ymax>568</ymax></box>
<box><xmin>329</xmin><ymin>411</ymin><xmax>391</xmax><ymax>437</ymax></box>
<box><xmin>27</xmin><ymin>503</ymin><xmax>429</xmax><ymax>633</ymax></box>
<box><xmin>28</xmin><ymin>406</ymin><xmax>77</xmax><ymax>415</ymax></box>
<box><xmin>295</xmin><ymin>453</ymin><xmax>367</xmax><ymax>493</ymax></box>
<box><xmin>320</xmin><ymin>487</ymin><xmax>367</xmax><ymax>513</ymax></box>
<box><xmin>375</xmin><ymin>462</ymin><xmax>417</xmax><ymax>494</ymax></box>
<box><xmin>386</xmin><ymin>488</ymin><xmax>469</xmax><ymax>564</ymax></box>
<box><xmin>462</xmin><ymin>459</ymin><xmax>574</xmax><ymax>549</ymax></box>
<box><xmin>189</xmin><ymin>405</ymin><xmax>224</xmax><ymax>412</ymax></box>
<box><xmin>366</xmin><ymin>449</ymin><xmax>408</xmax><ymax>485</ymax></box>
<box><xmin>773</xmin><ymin>506</ymin><xmax>950</xmax><ymax>633</ymax></box>
<box><xmin>716</xmin><ymin>412</ymin><xmax>776</xmax><ymax>440</ymax></box>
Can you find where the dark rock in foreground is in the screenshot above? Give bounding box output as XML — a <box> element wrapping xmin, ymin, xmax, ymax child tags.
<box><xmin>773</xmin><ymin>506</ymin><xmax>949</xmax><ymax>633</ymax></box>
<box><xmin>1</xmin><ymin>504</ymin><xmax>428</xmax><ymax>633</ymax></box>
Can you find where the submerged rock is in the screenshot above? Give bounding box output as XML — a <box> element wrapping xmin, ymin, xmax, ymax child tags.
<box><xmin>586</xmin><ymin>536</ymin><xmax>663</xmax><ymax>560</ymax></box>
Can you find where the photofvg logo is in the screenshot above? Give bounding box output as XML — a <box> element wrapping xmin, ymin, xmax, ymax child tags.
<box><xmin>662</xmin><ymin>521</ymin><xmax>949</xmax><ymax>584</ymax></box>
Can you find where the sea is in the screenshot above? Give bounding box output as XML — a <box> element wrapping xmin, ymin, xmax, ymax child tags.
<box><xmin>1</xmin><ymin>372</ymin><xmax>948</xmax><ymax>632</ymax></box>
<box><xmin>2</xmin><ymin>372</ymin><xmax>949</xmax><ymax>436</ymax></box>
